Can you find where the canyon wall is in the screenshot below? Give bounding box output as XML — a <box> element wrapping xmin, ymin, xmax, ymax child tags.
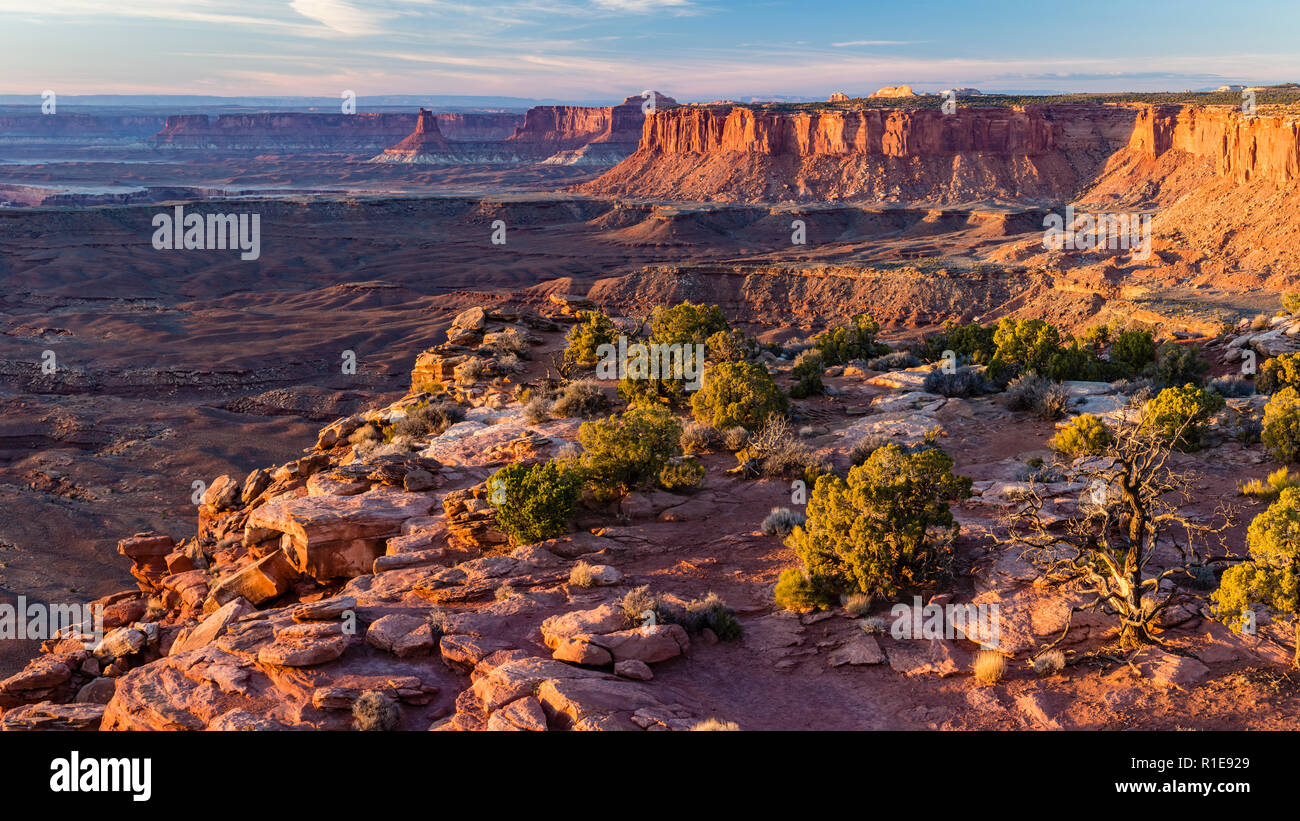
<box><xmin>584</xmin><ymin>102</ymin><xmax>1300</xmax><ymax>204</ymax></box>
<box><xmin>0</xmin><ymin>114</ymin><xmax>165</xmax><ymax>145</ymax></box>
<box><xmin>581</xmin><ymin>104</ymin><xmax>1140</xmax><ymax>203</ymax></box>
<box><xmin>1128</xmin><ymin>105</ymin><xmax>1300</xmax><ymax>186</ymax></box>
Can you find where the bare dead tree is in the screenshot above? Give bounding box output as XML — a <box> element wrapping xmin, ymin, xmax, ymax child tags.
<box><xmin>996</xmin><ymin>407</ymin><xmax>1236</xmax><ymax>651</ymax></box>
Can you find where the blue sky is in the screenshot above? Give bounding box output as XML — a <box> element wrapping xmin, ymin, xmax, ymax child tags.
<box><xmin>1</xmin><ymin>0</ymin><xmax>1298</xmax><ymax>102</ymax></box>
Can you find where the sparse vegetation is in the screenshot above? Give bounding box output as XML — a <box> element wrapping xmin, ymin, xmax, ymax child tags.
<box><xmin>568</xmin><ymin>561</ymin><xmax>596</xmax><ymax>588</ymax></box>
<box><xmin>761</xmin><ymin>506</ymin><xmax>805</xmax><ymax>536</ymax></box>
<box><xmin>489</xmin><ymin>460</ymin><xmax>581</xmax><ymax>545</ymax></box>
<box><xmin>813</xmin><ymin>313</ymin><xmax>890</xmax><ymax>365</ymax></box>
<box><xmin>973</xmin><ymin>650</ymin><xmax>1007</xmax><ymax>684</ymax></box>
<box><xmin>1003</xmin><ymin>412</ymin><xmax>1233</xmax><ymax>647</ymax></box>
<box><xmin>1033</xmin><ymin>650</ymin><xmax>1066</xmax><ymax>677</ymax></box>
<box><xmin>691</xmin><ymin>360</ymin><xmax>788</xmax><ymax>431</ymax></box>
<box><xmin>550</xmin><ymin>379</ymin><xmax>610</xmax><ymax>418</ymax></box>
<box><xmin>922</xmin><ymin>367</ymin><xmax>990</xmax><ymax>398</ymax></box>
<box><xmin>785</xmin><ymin>443</ymin><xmax>971</xmax><ymax>601</ymax></box>
<box><xmin>722</xmin><ymin>426</ymin><xmax>749</xmax><ymax>451</ymax></box>
<box><xmin>390</xmin><ymin>401</ymin><xmax>465</xmax><ymax>440</ymax></box>
<box><xmin>562</xmin><ymin>311</ymin><xmax>618</xmax><ymax>373</ymax></box>
<box><xmin>1264</xmin><ymin>386</ymin><xmax>1300</xmax><ymax>463</ymax></box>
<box><xmin>1238</xmin><ymin>467</ymin><xmax>1300</xmax><ymax>501</ymax></box>
<box><xmin>352</xmin><ymin>691</ymin><xmax>399</xmax><ymax>731</ymax></box>
<box><xmin>1214</xmin><ymin>486</ymin><xmax>1300</xmax><ymax>666</ymax></box>
<box><xmin>868</xmin><ymin>350</ymin><xmax>921</xmax><ymax>371</ymax></box>
<box><xmin>1051</xmin><ymin>413</ymin><xmax>1113</xmax><ymax>458</ymax></box>
<box><xmin>578</xmin><ymin>405</ymin><xmax>682</xmax><ymax>500</ymax></box>
<box><xmin>1142</xmin><ymin>383</ymin><xmax>1225</xmax><ymax>450</ymax></box>
<box><xmin>680</xmin><ymin>420</ymin><xmax>720</xmax><ymax>454</ymax></box>
<box><xmin>788</xmin><ymin>350</ymin><xmax>824</xmax><ymax>399</ymax></box>
<box><xmin>658</xmin><ymin>456</ymin><xmax>706</xmax><ymax>492</ymax></box>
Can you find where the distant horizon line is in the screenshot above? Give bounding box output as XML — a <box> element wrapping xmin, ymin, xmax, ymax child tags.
<box><xmin>0</xmin><ymin>84</ymin><xmax>1291</xmax><ymax>109</ymax></box>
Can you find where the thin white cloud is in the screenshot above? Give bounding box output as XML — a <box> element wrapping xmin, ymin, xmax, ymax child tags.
<box><xmin>832</xmin><ymin>40</ymin><xmax>924</xmax><ymax>47</ymax></box>
<box><xmin>289</xmin><ymin>0</ymin><xmax>394</xmax><ymax>34</ymax></box>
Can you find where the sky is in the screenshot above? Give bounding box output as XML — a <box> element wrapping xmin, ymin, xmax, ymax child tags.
<box><xmin>1</xmin><ymin>0</ymin><xmax>1298</xmax><ymax>103</ymax></box>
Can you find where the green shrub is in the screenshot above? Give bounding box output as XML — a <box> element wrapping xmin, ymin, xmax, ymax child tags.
<box><xmin>1259</xmin><ymin>353</ymin><xmax>1300</xmax><ymax>393</ymax></box>
<box><xmin>1110</xmin><ymin>329</ymin><xmax>1157</xmax><ymax>376</ymax></box>
<box><xmin>1263</xmin><ymin>387</ymin><xmax>1300</xmax><ymax>463</ymax></box>
<box><xmin>562</xmin><ymin>311</ymin><xmax>618</xmax><ymax>372</ymax></box>
<box><xmin>989</xmin><ymin>318</ymin><xmax>1065</xmax><ymax>380</ymax></box>
<box><xmin>650</xmin><ymin>301</ymin><xmax>729</xmax><ymax>346</ymax></box>
<box><xmin>1142</xmin><ymin>383</ymin><xmax>1225</xmax><ymax>450</ymax></box>
<box><xmin>788</xmin><ymin>350</ymin><xmax>824</xmax><ymax>399</ymax></box>
<box><xmin>920</xmin><ymin>320</ymin><xmax>996</xmax><ymax>365</ymax></box>
<box><xmin>785</xmin><ymin>444</ymin><xmax>971</xmax><ymax>599</ymax></box>
<box><xmin>658</xmin><ymin>456</ymin><xmax>706</xmax><ymax>492</ymax></box>
<box><xmin>813</xmin><ymin>313</ymin><xmax>890</xmax><ymax>366</ymax></box>
<box><xmin>1148</xmin><ymin>342</ymin><xmax>1210</xmax><ymax>388</ymax></box>
<box><xmin>1213</xmin><ymin>486</ymin><xmax>1300</xmax><ymax>665</ymax></box>
<box><xmin>1283</xmin><ymin>292</ymin><xmax>1300</xmax><ymax>316</ymax></box>
<box><xmin>1051</xmin><ymin>413</ymin><xmax>1113</xmax><ymax>458</ymax></box>
<box><xmin>691</xmin><ymin>360</ymin><xmax>788</xmax><ymax>431</ymax></box>
<box><xmin>489</xmin><ymin>460</ymin><xmax>581</xmax><ymax>545</ymax></box>
<box><xmin>578</xmin><ymin>405</ymin><xmax>682</xmax><ymax>499</ymax></box>
<box><xmin>774</xmin><ymin>567</ymin><xmax>834</xmax><ymax>611</ymax></box>
<box><xmin>705</xmin><ymin>328</ymin><xmax>757</xmax><ymax>363</ymax></box>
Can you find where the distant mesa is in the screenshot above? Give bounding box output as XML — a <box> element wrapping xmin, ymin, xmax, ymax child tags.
<box><xmin>869</xmin><ymin>85</ymin><xmax>919</xmax><ymax>98</ymax></box>
<box><xmin>828</xmin><ymin>92</ymin><xmax>850</xmax><ymax>102</ymax></box>
<box><xmin>370</xmin><ymin>91</ymin><xmax>676</xmax><ymax>167</ymax></box>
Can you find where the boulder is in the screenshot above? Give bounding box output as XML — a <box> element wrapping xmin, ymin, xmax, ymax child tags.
<box><xmin>487</xmin><ymin>695</ymin><xmax>548</xmax><ymax>731</ymax></box>
<box><xmin>366</xmin><ymin>613</ymin><xmax>437</xmax><ymax>658</ymax></box>
<box><xmin>206</xmin><ymin>551</ymin><xmax>295</xmax><ymax>608</ymax></box>
<box><xmin>202</xmin><ymin>474</ymin><xmax>240</xmax><ymax>510</ymax></box>
<box><xmin>614</xmin><ymin>659</ymin><xmax>654</xmax><ymax>681</ymax></box>
<box><xmin>170</xmin><ymin>597</ymin><xmax>255</xmax><ymax>655</ymax></box>
<box><xmin>256</xmin><ymin>622</ymin><xmax>350</xmax><ymax>667</ymax></box>
<box><xmin>247</xmin><ymin>490</ymin><xmax>434</xmax><ymax>580</ymax></box>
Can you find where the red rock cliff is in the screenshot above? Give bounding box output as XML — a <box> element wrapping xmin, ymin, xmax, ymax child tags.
<box><xmin>508</xmin><ymin>93</ymin><xmax>677</xmax><ymax>149</ymax></box>
<box><xmin>581</xmin><ymin>104</ymin><xmax>1140</xmax><ymax>203</ymax></box>
<box><xmin>1129</xmin><ymin>105</ymin><xmax>1300</xmax><ymax>186</ymax></box>
<box><xmin>638</xmin><ymin>106</ymin><xmax>1062</xmax><ymax>156</ymax></box>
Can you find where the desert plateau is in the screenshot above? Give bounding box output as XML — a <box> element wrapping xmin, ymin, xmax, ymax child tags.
<box><xmin>1</xmin><ymin>2</ymin><xmax>1299</xmax><ymax>797</ymax></box>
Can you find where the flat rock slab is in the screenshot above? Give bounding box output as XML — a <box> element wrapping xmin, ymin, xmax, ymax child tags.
<box><xmin>828</xmin><ymin>635</ymin><xmax>885</xmax><ymax>666</ymax></box>
<box><xmin>886</xmin><ymin>639</ymin><xmax>972</xmax><ymax>677</ymax></box>
<box><xmin>2</xmin><ymin>701</ymin><xmax>105</xmax><ymax>731</ymax></box>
